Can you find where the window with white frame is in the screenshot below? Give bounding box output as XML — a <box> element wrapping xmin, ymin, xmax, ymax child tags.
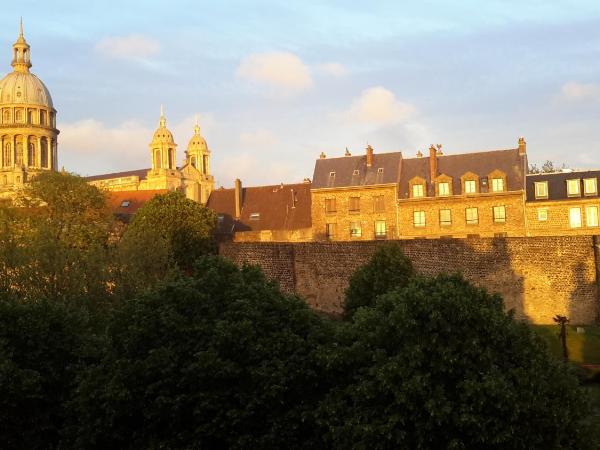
<box><xmin>413</xmin><ymin>210</ymin><xmax>426</xmax><ymax>227</ymax></box>
<box><xmin>584</xmin><ymin>178</ymin><xmax>598</xmax><ymax>196</ymax></box>
<box><xmin>412</xmin><ymin>184</ymin><xmax>424</xmax><ymax>198</ymax></box>
<box><xmin>439</xmin><ymin>209</ymin><xmax>451</xmax><ymax>226</ymax></box>
<box><xmin>464</xmin><ymin>179</ymin><xmax>477</xmax><ymax>194</ymax></box>
<box><xmin>491</xmin><ymin>178</ymin><xmax>504</xmax><ymax>192</ymax></box>
<box><xmin>537</xmin><ymin>208</ymin><xmax>548</xmax><ymax>222</ymax></box>
<box><xmin>534</xmin><ymin>181</ymin><xmax>548</xmax><ymax>199</ymax></box>
<box><xmin>325</xmin><ymin>223</ymin><xmax>336</xmax><ymax>239</ymax></box>
<box><xmin>350</xmin><ymin>221</ymin><xmax>362</xmax><ymax>237</ymax></box>
<box><xmin>586</xmin><ymin>206</ymin><xmax>599</xmax><ymax>227</ymax></box>
<box><xmin>374</xmin><ymin>220</ymin><xmax>386</xmax><ymax>238</ymax></box>
<box><xmin>465</xmin><ymin>207</ymin><xmax>479</xmax><ymax>225</ymax></box>
<box><xmin>438</xmin><ymin>182</ymin><xmax>450</xmax><ymax>196</ymax></box>
<box><xmin>569</xmin><ymin>207</ymin><xmax>582</xmax><ymax>228</ymax></box>
<box><xmin>567</xmin><ymin>179</ymin><xmax>581</xmax><ymax>197</ymax></box>
<box><xmin>493</xmin><ymin>205</ymin><xmax>506</xmax><ymax>223</ymax></box>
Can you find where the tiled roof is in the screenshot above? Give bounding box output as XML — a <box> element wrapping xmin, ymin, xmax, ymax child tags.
<box><xmin>107</xmin><ymin>189</ymin><xmax>168</xmax><ymax>220</ymax></box>
<box><xmin>311</xmin><ymin>151</ymin><xmax>402</xmax><ymax>189</ymax></box>
<box><xmin>84</xmin><ymin>168</ymin><xmax>150</xmax><ymax>182</ymax></box>
<box><xmin>398</xmin><ymin>148</ymin><xmax>526</xmax><ymax>198</ymax></box>
<box><xmin>526</xmin><ymin>170</ymin><xmax>600</xmax><ymax>202</ymax></box>
<box><xmin>207</xmin><ymin>182</ymin><xmax>312</xmax><ymax>234</ymax></box>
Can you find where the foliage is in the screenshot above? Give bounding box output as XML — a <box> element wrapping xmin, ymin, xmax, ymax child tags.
<box><xmin>344</xmin><ymin>243</ymin><xmax>414</xmax><ymax>317</ymax></box>
<box><xmin>318</xmin><ymin>274</ymin><xmax>593</xmax><ymax>449</ymax></box>
<box><xmin>532</xmin><ymin>325</ymin><xmax>600</xmax><ymax>364</ymax></box>
<box><xmin>529</xmin><ymin>160</ymin><xmax>569</xmax><ymax>174</ymax></box>
<box><xmin>0</xmin><ymin>298</ymin><xmax>99</xmax><ymax>450</ymax></box>
<box><xmin>64</xmin><ymin>256</ymin><xmax>331</xmax><ymax>449</ymax></box>
<box><xmin>121</xmin><ymin>191</ymin><xmax>217</xmax><ymax>271</ymax></box>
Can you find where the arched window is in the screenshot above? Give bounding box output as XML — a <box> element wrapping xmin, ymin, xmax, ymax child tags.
<box><xmin>168</xmin><ymin>148</ymin><xmax>174</xmax><ymax>169</ymax></box>
<box><xmin>15</xmin><ymin>109</ymin><xmax>23</xmax><ymax>122</ymax></box>
<box><xmin>190</xmin><ymin>156</ymin><xmax>196</xmax><ymax>168</ymax></box>
<box><xmin>28</xmin><ymin>142</ymin><xmax>36</xmax><ymax>167</ymax></box>
<box><xmin>3</xmin><ymin>142</ymin><xmax>11</xmax><ymax>167</ymax></box>
<box><xmin>40</xmin><ymin>110</ymin><xmax>46</xmax><ymax>126</ymax></box>
<box><xmin>27</xmin><ymin>109</ymin><xmax>34</xmax><ymax>124</ymax></box>
<box><xmin>154</xmin><ymin>149</ymin><xmax>161</xmax><ymax>169</ymax></box>
<box><xmin>3</xmin><ymin>110</ymin><xmax>9</xmax><ymax>123</ymax></box>
<box><xmin>202</xmin><ymin>155</ymin><xmax>208</xmax><ymax>175</ymax></box>
<box><xmin>15</xmin><ymin>141</ymin><xmax>23</xmax><ymax>166</ymax></box>
<box><xmin>41</xmin><ymin>138</ymin><xmax>48</xmax><ymax>168</ymax></box>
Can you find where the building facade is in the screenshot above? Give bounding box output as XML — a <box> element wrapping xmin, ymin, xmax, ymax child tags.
<box><xmin>0</xmin><ymin>22</ymin><xmax>58</xmax><ymax>200</ymax></box>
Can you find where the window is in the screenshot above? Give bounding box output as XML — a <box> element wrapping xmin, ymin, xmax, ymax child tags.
<box><xmin>439</xmin><ymin>209</ymin><xmax>451</xmax><ymax>226</ymax></box>
<box><xmin>249</xmin><ymin>212</ymin><xmax>260</xmax><ymax>220</ymax></box>
<box><xmin>534</xmin><ymin>181</ymin><xmax>548</xmax><ymax>199</ymax></box>
<box><xmin>466</xmin><ymin>207</ymin><xmax>479</xmax><ymax>225</ymax></box>
<box><xmin>569</xmin><ymin>207</ymin><xmax>582</xmax><ymax>228</ymax></box>
<box><xmin>217</xmin><ymin>214</ymin><xmax>224</xmax><ymax>225</ymax></box>
<box><xmin>413</xmin><ymin>210</ymin><xmax>426</xmax><ymax>228</ymax></box>
<box><xmin>537</xmin><ymin>208</ymin><xmax>548</xmax><ymax>222</ymax></box>
<box><xmin>491</xmin><ymin>178</ymin><xmax>504</xmax><ymax>192</ymax></box>
<box><xmin>15</xmin><ymin>109</ymin><xmax>22</xmax><ymax>122</ymax></box>
<box><xmin>376</xmin><ymin>167</ymin><xmax>384</xmax><ymax>183</ymax></box>
<box><xmin>352</xmin><ymin>169</ymin><xmax>359</xmax><ymax>176</ymax></box>
<box><xmin>325</xmin><ymin>223</ymin><xmax>336</xmax><ymax>239</ymax></box>
<box><xmin>120</xmin><ymin>200</ymin><xmax>130</xmax><ymax>208</ymax></box>
<box><xmin>375</xmin><ymin>220</ymin><xmax>386</xmax><ymax>238</ymax></box>
<box><xmin>350</xmin><ymin>221</ymin><xmax>362</xmax><ymax>237</ymax></box>
<box><xmin>464</xmin><ymin>180</ymin><xmax>477</xmax><ymax>194</ymax></box>
<box><xmin>493</xmin><ymin>205</ymin><xmax>506</xmax><ymax>223</ymax></box>
<box><xmin>327</xmin><ymin>171</ymin><xmax>336</xmax><ymax>187</ymax></box>
<box><xmin>373</xmin><ymin>195</ymin><xmax>385</xmax><ymax>212</ymax></box>
<box><xmin>584</xmin><ymin>178</ymin><xmax>598</xmax><ymax>196</ymax></box>
<box><xmin>567</xmin><ymin>179</ymin><xmax>581</xmax><ymax>197</ymax></box>
<box><xmin>586</xmin><ymin>206</ymin><xmax>599</xmax><ymax>227</ymax></box>
<box><xmin>412</xmin><ymin>184</ymin><xmax>424</xmax><ymax>198</ymax></box>
<box><xmin>438</xmin><ymin>182</ymin><xmax>450</xmax><ymax>196</ymax></box>
<box><xmin>325</xmin><ymin>198</ymin><xmax>336</xmax><ymax>213</ymax></box>
<box><xmin>348</xmin><ymin>196</ymin><xmax>360</xmax><ymax>212</ymax></box>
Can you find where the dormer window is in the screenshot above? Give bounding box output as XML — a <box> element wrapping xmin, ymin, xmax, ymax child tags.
<box><xmin>567</xmin><ymin>179</ymin><xmax>581</xmax><ymax>197</ymax></box>
<box><xmin>353</xmin><ymin>169</ymin><xmax>359</xmax><ymax>176</ymax></box>
<box><xmin>584</xmin><ymin>178</ymin><xmax>597</xmax><ymax>196</ymax></box>
<box><xmin>376</xmin><ymin>167</ymin><xmax>384</xmax><ymax>183</ymax></box>
<box><xmin>249</xmin><ymin>213</ymin><xmax>260</xmax><ymax>220</ymax></box>
<box><xmin>438</xmin><ymin>182</ymin><xmax>450</xmax><ymax>196</ymax></box>
<box><xmin>120</xmin><ymin>200</ymin><xmax>130</xmax><ymax>208</ymax></box>
<box><xmin>412</xmin><ymin>184</ymin><xmax>424</xmax><ymax>198</ymax></box>
<box><xmin>491</xmin><ymin>178</ymin><xmax>504</xmax><ymax>192</ymax></box>
<box><xmin>535</xmin><ymin>181</ymin><xmax>548</xmax><ymax>199</ymax></box>
<box><xmin>464</xmin><ymin>180</ymin><xmax>477</xmax><ymax>194</ymax></box>
<box><xmin>328</xmin><ymin>171</ymin><xmax>336</xmax><ymax>187</ymax></box>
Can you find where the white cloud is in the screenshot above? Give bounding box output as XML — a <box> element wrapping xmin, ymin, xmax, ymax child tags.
<box><xmin>96</xmin><ymin>34</ymin><xmax>161</xmax><ymax>60</ymax></box>
<box><xmin>560</xmin><ymin>82</ymin><xmax>600</xmax><ymax>102</ymax></box>
<box><xmin>317</xmin><ymin>62</ymin><xmax>348</xmax><ymax>77</ymax></box>
<box><xmin>236</xmin><ymin>51</ymin><xmax>313</xmax><ymax>94</ymax></box>
<box><xmin>343</xmin><ymin>86</ymin><xmax>416</xmax><ymax>126</ymax></box>
<box><xmin>239</xmin><ymin>129</ymin><xmax>279</xmax><ymax>147</ymax></box>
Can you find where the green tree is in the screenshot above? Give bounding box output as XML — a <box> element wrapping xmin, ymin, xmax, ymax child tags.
<box><xmin>120</xmin><ymin>191</ymin><xmax>217</xmax><ymax>271</ymax></box>
<box><xmin>64</xmin><ymin>256</ymin><xmax>331</xmax><ymax>449</ymax></box>
<box><xmin>344</xmin><ymin>243</ymin><xmax>415</xmax><ymax>316</ymax></box>
<box><xmin>319</xmin><ymin>274</ymin><xmax>593</xmax><ymax>449</ymax></box>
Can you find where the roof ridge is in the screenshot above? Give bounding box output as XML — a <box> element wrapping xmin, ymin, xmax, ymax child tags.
<box><xmin>317</xmin><ymin>150</ymin><xmax>402</xmax><ymax>161</ymax></box>
<box><xmin>404</xmin><ymin>147</ymin><xmax>518</xmax><ymax>161</ymax></box>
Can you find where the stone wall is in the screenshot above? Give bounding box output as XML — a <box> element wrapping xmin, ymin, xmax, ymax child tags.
<box><xmin>220</xmin><ymin>236</ymin><xmax>599</xmax><ymax>325</ymax></box>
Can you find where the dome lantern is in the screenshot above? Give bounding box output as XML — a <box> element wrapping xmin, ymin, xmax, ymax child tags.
<box><xmin>12</xmin><ymin>18</ymin><xmax>32</xmax><ymax>73</ymax></box>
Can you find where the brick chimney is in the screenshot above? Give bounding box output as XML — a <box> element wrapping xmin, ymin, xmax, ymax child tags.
<box><xmin>366</xmin><ymin>145</ymin><xmax>374</xmax><ymax>167</ymax></box>
<box><xmin>234</xmin><ymin>178</ymin><xmax>242</xmax><ymax>219</ymax></box>
<box><xmin>429</xmin><ymin>145</ymin><xmax>437</xmax><ymax>193</ymax></box>
<box><xmin>518</xmin><ymin>137</ymin><xmax>526</xmax><ymax>155</ymax></box>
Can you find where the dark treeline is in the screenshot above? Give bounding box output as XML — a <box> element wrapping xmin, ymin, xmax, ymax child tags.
<box><xmin>0</xmin><ymin>173</ymin><xmax>595</xmax><ymax>449</ymax></box>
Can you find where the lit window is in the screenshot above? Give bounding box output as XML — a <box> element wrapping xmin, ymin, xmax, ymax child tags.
<box><xmin>325</xmin><ymin>198</ymin><xmax>336</xmax><ymax>213</ymax></box>
<box><xmin>327</xmin><ymin>171</ymin><xmax>336</xmax><ymax>187</ymax></box>
<box><xmin>439</xmin><ymin>209</ymin><xmax>451</xmax><ymax>226</ymax></box>
<box><xmin>373</xmin><ymin>195</ymin><xmax>385</xmax><ymax>212</ymax></box>
<box><xmin>534</xmin><ymin>181</ymin><xmax>548</xmax><ymax>199</ymax></box>
<box><xmin>325</xmin><ymin>223</ymin><xmax>336</xmax><ymax>239</ymax></box>
<box><xmin>413</xmin><ymin>210</ymin><xmax>426</xmax><ymax>227</ymax></box>
<box><xmin>375</xmin><ymin>220</ymin><xmax>386</xmax><ymax>238</ymax></box>
<box><xmin>537</xmin><ymin>208</ymin><xmax>548</xmax><ymax>222</ymax></box>
<box><xmin>569</xmin><ymin>207</ymin><xmax>582</xmax><ymax>228</ymax></box>
<box><xmin>491</xmin><ymin>178</ymin><xmax>504</xmax><ymax>192</ymax></box>
<box><xmin>120</xmin><ymin>200</ymin><xmax>130</xmax><ymax>207</ymax></box>
<box><xmin>584</xmin><ymin>178</ymin><xmax>598</xmax><ymax>196</ymax></box>
<box><xmin>464</xmin><ymin>180</ymin><xmax>477</xmax><ymax>194</ymax></box>
<box><xmin>493</xmin><ymin>205</ymin><xmax>506</xmax><ymax>223</ymax></box>
<box><xmin>349</xmin><ymin>196</ymin><xmax>360</xmax><ymax>212</ymax></box>
<box><xmin>438</xmin><ymin>182</ymin><xmax>450</xmax><ymax>196</ymax></box>
<box><xmin>466</xmin><ymin>207</ymin><xmax>479</xmax><ymax>225</ymax></box>
<box><xmin>350</xmin><ymin>221</ymin><xmax>362</xmax><ymax>237</ymax></box>
<box><xmin>586</xmin><ymin>206</ymin><xmax>599</xmax><ymax>227</ymax></box>
<box><xmin>567</xmin><ymin>179</ymin><xmax>581</xmax><ymax>197</ymax></box>
<box><xmin>412</xmin><ymin>184</ymin><xmax>424</xmax><ymax>198</ymax></box>
<box><xmin>249</xmin><ymin>212</ymin><xmax>260</xmax><ymax>220</ymax></box>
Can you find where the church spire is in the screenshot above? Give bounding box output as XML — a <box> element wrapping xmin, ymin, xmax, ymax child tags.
<box><xmin>159</xmin><ymin>104</ymin><xmax>166</xmax><ymax>127</ymax></box>
<box><xmin>12</xmin><ymin>18</ymin><xmax>31</xmax><ymax>73</ymax></box>
<box><xmin>194</xmin><ymin>114</ymin><xmax>200</xmax><ymax>135</ymax></box>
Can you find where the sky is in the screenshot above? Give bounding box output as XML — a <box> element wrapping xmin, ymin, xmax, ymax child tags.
<box><xmin>1</xmin><ymin>1</ymin><xmax>600</xmax><ymax>187</ymax></box>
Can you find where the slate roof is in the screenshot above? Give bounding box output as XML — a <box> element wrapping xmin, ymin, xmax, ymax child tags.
<box><xmin>311</xmin><ymin>151</ymin><xmax>402</xmax><ymax>189</ymax></box>
<box><xmin>526</xmin><ymin>170</ymin><xmax>600</xmax><ymax>202</ymax></box>
<box><xmin>84</xmin><ymin>168</ymin><xmax>150</xmax><ymax>182</ymax></box>
<box><xmin>398</xmin><ymin>148</ymin><xmax>526</xmax><ymax>199</ymax></box>
<box><xmin>107</xmin><ymin>189</ymin><xmax>168</xmax><ymax>222</ymax></box>
<box><xmin>206</xmin><ymin>182</ymin><xmax>312</xmax><ymax>234</ymax></box>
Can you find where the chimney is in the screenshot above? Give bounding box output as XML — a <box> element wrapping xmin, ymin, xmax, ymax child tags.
<box><xmin>416</xmin><ymin>150</ymin><xmax>423</xmax><ymax>158</ymax></box>
<box><xmin>319</xmin><ymin>152</ymin><xmax>326</xmax><ymax>159</ymax></box>
<box><xmin>344</xmin><ymin>147</ymin><xmax>351</xmax><ymax>157</ymax></box>
<box><xmin>518</xmin><ymin>137</ymin><xmax>526</xmax><ymax>155</ymax></box>
<box><xmin>234</xmin><ymin>178</ymin><xmax>242</xmax><ymax>219</ymax></box>
<box><xmin>429</xmin><ymin>145</ymin><xmax>437</xmax><ymax>194</ymax></box>
<box><xmin>366</xmin><ymin>144</ymin><xmax>374</xmax><ymax>167</ymax></box>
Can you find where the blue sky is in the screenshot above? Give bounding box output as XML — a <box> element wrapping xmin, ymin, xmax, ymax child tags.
<box><xmin>1</xmin><ymin>1</ymin><xmax>600</xmax><ymax>186</ymax></box>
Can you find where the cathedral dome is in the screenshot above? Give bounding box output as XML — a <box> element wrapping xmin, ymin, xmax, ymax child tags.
<box><xmin>187</xmin><ymin>123</ymin><xmax>208</xmax><ymax>152</ymax></box>
<box><xmin>151</xmin><ymin>106</ymin><xmax>175</xmax><ymax>144</ymax></box>
<box><xmin>0</xmin><ymin>71</ymin><xmax>53</xmax><ymax>108</ymax></box>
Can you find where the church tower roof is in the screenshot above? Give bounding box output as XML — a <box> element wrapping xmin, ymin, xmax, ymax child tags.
<box><xmin>151</xmin><ymin>105</ymin><xmax>176</xmax><ymax>145</ymax></box>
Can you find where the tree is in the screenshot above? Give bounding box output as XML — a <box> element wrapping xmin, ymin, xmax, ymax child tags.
<box><xmin>120</xmin><ymin>191</ymin><xmax>217</xmax><ymax>271</ymax></box>
<box><xmin>64</xmin><ymin>256</ymin><xmax>331</xmax><ymax>449</ymax></box>
<box><xmin>344</xmin><ymin>243</ymin><xmax>415</xmax><ymax>317</ymax></box>
<box><xmin>318</xmin><ymin>274</ymin><xmax>593</xmax><ymax>449</ymax></box>
<box><xmin>529</xmin><ymin>160</ymin><xmax>569</xmax><ymax>174</ymax></box>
